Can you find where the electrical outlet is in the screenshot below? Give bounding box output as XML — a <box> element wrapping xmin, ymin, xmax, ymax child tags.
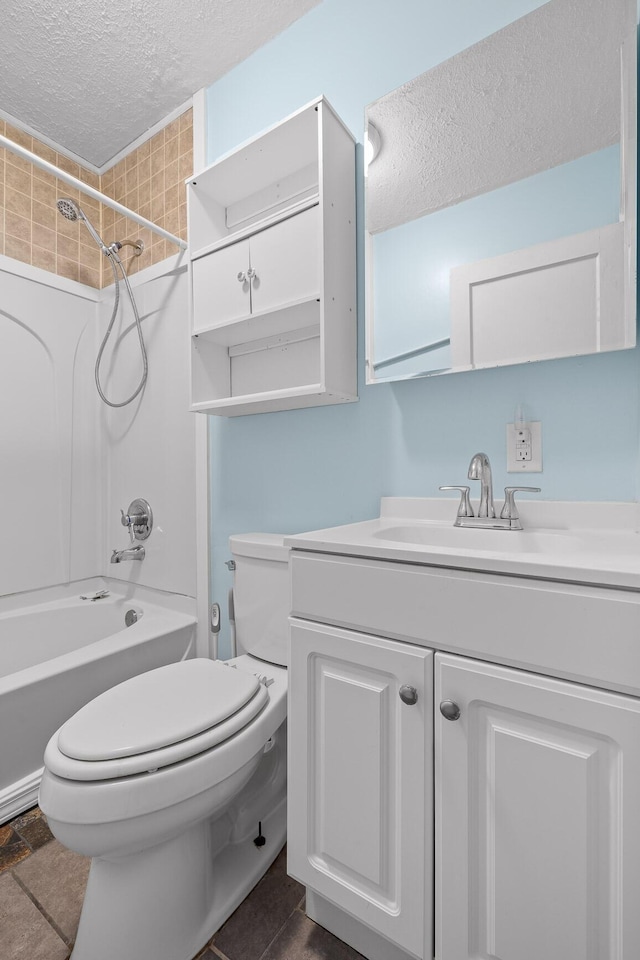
<box><xmin>507</xmin><ymin>421</ymin><xmax>542</xmax><ymax>472</ymax></box>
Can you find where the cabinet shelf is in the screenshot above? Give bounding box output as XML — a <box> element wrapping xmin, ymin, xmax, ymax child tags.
<box><xmin>192</xmin><ymin>296</ymin><xmax>320</xmax><ymax>346</ymax></box>
<box><xmin>187</xmin><ymin>96</ymin><xmax>357</xmax><ymax>416</ymax></box>
<box><xmin>189</xmin><ymin>195</ymin><xmax>320</xmax><ymax>263</ymax></box>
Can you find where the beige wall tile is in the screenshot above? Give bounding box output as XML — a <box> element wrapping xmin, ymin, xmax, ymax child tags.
<box><xmin>178</xmin><ymin>153</ymin><xmax>193</xmax><ymax>181</ymax></box>
<box><xmin>6</xmin><ymin>151</ymin><xmax>32</xmax><ymax>176</ymax></box>
<box><xmin>5</xmin><ymin>211</ymin><xmax>31</xmax><ymax>243</ymax></box>
<box><xmin>58</xmin><ymin>233</ymin><xmax>79</xmax><ymax>262</ymax></box>
<box><xmin>78</xmin><ymin>264</ymin><xmax>101</xmax><ymax>287</ymax></box>
<box><xmin>57</xmin><ymin>256</ymin><xmax>79</xmax><ymax>281</ymax></box>
<box><xmin>5</xmin><ymin>189</ymin><xmax>31</xmax><ymax>219</ymax></box>
<box><xmin>32</xmin><ymin>244</ymin><xmax>57</xmax><ymax>273</ymax></box>
<box><xmin>1</xmin><ymin>109</ymin><xmax>191</xmax><ymax>284</ymax></box>
<box><xmin>33</xmin><ymin>177</ymin><xmax>56</xmax><ymax>207</ymax></box>
<box><xmin>164</xmin><ymin>160</ymin><xmax>180</xmax><ymax>189</ymax></box>
<box><xmin>165</xmin><ymin>135</ymin><xmax>179</xmax><ymax>166</ymax></box>
<box><xmin>6</xmin><ymin>162</ymin><xmax>31</xmax><ymax>196</ymax></box>
<box><xmin>5</xmin><ymin>123</ymin><xmax>32</xmax><ymax>150</ymax></box>
<box><xmin>32</xmin><ymin>198</ymin><xmax>57</xmax><ymax>230</ymax></box>
<box><xmin>32</xmin><ymin>221</ymin><xmax>57</xmax><ymax>250</ymax></box>
<box><xmin>6</xmin><ymin>235</ymin><xmax>31</xmax><ymax>261</ymax></box>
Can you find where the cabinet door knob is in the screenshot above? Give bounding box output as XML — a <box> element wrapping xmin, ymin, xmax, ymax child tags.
<box><xmin>399</xmin><ymin>684</ymin><xmax>418</xmax><ymax>705</ymax></box>
<box><xmin>246</xmin><ymin>267</ymin><xmax>257</xmax><ymax>280</ymax></box>
<box><xmin>439</xmin><ymin>700</ymin><xmax>461</xmax><ymax>721</ymax></box>
<box><xmin>237</xmin><ymin>271</ymin><xmax>246</xmax><ymax>282</ymax></box>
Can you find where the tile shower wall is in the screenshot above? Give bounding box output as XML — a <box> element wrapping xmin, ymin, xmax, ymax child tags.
<box><xmin>0</xmin><ymin>110</ymin><xmax>192</xmax><ymax>288</ymax></box>
<box><xmin>100</xmin><ymin>109</ymin><xmax>192</xmax><ymax>282</ymax></box>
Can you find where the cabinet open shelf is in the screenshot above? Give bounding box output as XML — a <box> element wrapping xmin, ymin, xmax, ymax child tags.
<box><xmin>193</xmin><ymin>296</ymin><xmax>320</xmax><ymax>346</ymax></box>
<box><xmin>187</xmin><ymin>96</ymin><xmax>357</xmax><ymax>416</ymax></box>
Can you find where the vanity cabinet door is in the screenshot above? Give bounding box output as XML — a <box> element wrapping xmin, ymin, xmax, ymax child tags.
<box><xmin>288</xmin><ymin>619</ymin><xmax>433</xmax><ymax>960</ymax></box>
<box><xmin>435</xmin><ymin>653</ymin><xmax>640</xmax><ymax>960</ymax></box>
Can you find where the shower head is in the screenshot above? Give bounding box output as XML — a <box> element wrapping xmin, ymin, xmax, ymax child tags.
<box><xmin>56</xmin><ymin>197</ymin><xmax>108</xmax><ymax>254</ymax></box>
<box><xmin>56</xmin><ymin>197</ymin><xmax>81</xmax><ymax>222</ymax></box>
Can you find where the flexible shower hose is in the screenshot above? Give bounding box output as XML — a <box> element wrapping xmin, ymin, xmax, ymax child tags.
<box><xmin>95</xmin><ymin>252</ymin><xmax>148</xmax><ymax>407</ymax></box>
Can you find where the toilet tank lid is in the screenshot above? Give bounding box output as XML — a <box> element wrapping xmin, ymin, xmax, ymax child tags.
<box><xmin>229</xmin><ymin>533</ymin><xmax>289</xmax><ymax>563</ymax></box>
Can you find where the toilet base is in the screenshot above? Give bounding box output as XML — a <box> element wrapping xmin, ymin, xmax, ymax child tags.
<box><xmin>69</xmin><ymin>797</ymin><xmax>287</xmax><ymax>960</ymax></box>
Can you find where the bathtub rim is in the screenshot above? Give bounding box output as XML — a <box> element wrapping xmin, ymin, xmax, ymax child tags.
<box><xmin>0</xmin><ymin>577</ymin><xmax>197</xmax><ymax>823</ymax></box>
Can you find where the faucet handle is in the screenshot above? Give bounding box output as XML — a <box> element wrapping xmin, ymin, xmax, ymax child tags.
<box><xmin>501</xmin><ymin>486</ymin><xmax>541</xmax><ymax>520</ymax></box>
<box><xmin>439</xmin><ymin>485</ymin><xmax>474</xmax><ymax>518</ymax></box>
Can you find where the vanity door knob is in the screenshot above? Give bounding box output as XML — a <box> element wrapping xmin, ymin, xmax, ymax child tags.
<box><xmin>399</xmin><ymin>684</ymin><xmax>418</xmax><ymax>705</ymax></box>
<box><xmin>439</xmin><ymin>700</ymin><xmax>461</xmax><ymax>721</ymax></box>
<box><xmin>237</xmin><ymin>271</ymin><xmax>247</xmax><ymax>282</ymax></box>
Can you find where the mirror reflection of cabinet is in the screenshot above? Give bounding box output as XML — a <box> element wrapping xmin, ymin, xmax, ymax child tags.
<box><xmin>188</xmin><ymin>97</ymin><xmax>357</xmax><ymax>416</ymax></box>
<box><xmin>365</xmin><ymin>0</ymin><xmax>637</xmax><ymax>383</ymax></box>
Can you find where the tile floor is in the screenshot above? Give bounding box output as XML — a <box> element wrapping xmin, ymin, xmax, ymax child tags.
<box><xmin>0</xmin><ymin>806</ymin><xmax>366</xmax><ymax>960</ymax></box>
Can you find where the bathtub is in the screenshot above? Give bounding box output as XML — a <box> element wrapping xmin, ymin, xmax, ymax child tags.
<box><xmin>0</xmin><ymin>578</ymin><xmax>197</xmax><ymax>823</ymax></box>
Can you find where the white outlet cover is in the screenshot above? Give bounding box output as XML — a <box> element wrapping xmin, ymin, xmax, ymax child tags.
<box><xmin>506</xmin><ymin>421</ymin><xmax>542</xmax><ymax>472</ymax></box>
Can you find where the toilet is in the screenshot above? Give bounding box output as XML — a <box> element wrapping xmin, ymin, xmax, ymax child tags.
<box><xmin>39</xmin><ymin>533</ymin><xmax>289</xmax><ymax>960</ymax></box>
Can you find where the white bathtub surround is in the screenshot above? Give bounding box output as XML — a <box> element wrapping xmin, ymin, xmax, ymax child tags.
<box><xmin>98</xmin><ymin>257</ymin><xmax>196</xmax><ymax>598</ymax></box>
<box><xmin>0</xmin><ymin>254</ymin><xmax>197</xmax><ymax>603</ymax></box>
<box><xmin>0</xmin><ymin>577</ymin><xmax>196</xmax><ymax>824</ymax></box>
<box><xmin>0</xmin><ymin>258</ymin><xmax>101</xmax><ymax>597</ymax></box>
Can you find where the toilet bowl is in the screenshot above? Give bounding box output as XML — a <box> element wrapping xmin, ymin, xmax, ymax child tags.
<box><xmin>39</xmin><ymin>534</ymin><xmax>290</xmax><ymax>960</ymax></box>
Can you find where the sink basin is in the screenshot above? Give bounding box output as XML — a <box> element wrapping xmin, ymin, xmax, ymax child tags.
<box><xmin>373</xmin><ymin>523</ymin><xmax>585</xmax><ymax>554</ymax></box>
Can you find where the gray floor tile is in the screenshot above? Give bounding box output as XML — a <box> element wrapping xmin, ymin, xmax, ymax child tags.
<box><xmin>13</xmin><ymin>839</ymin><xmax>90</xmax><ymax>942</ymax></box>
<box><xmin>212</xmin><ymin>846</ymin><xmax>304</xmax><ymax>960</ymax></box>
<box><xmin>0</xmin><ymin>873</ymin><xmax>69</xmax><ymax>960</ymax></box>
<box><xmin>261</xmin><ymin>911</ymin><xmax>366</xmax><ymax>960</ymax></box>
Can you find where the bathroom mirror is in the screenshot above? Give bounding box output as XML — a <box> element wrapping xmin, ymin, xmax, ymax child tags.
<box><xmin>365</xmin><ymin>0</ymin><xmax>637</xmax><ymax>382</ymax></box>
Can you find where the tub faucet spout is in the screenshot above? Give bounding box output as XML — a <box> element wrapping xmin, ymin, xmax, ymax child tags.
<box><xmin>467</xmin><ymin>452</ymin><xmax>495</xmax><ymax>518</ymax></box>
<box><xmin>110</xmin><ymin>544</ymin><xmax>145</xmax><ymax>563</ymax></box>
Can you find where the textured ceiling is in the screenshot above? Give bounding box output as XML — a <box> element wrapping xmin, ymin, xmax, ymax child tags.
<box><xmin>1</xmin><ymin>0</ymin><xmax>321</xmax><ymax>168</ymax></box>
<box><xmin>367</xmin><ymin>0</ymin><xmax>634</xmax><ymax>234</ymax></box>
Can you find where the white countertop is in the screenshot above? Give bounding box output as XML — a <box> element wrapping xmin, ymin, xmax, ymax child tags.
<box><xmin>285</xmin><ymin>498</ymin><xmax>640</xmax><ymax>590</ymax></box>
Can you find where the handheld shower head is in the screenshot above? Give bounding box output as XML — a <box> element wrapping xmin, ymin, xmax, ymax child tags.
<box><xmin>56</xmin><ymin>197</ymin><xmax>108</xmax><ymax>254</ymax></box>
<box><xmin>56</xmin><ymin>197</ymin><xmax>81</xmax><ymax>222</ymax></box>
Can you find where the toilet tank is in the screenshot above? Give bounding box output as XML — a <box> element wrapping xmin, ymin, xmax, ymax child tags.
<box><xmin>229</xmin><ymin>533</ymin><xmax>290</xmax><ymax>667</ymax></box>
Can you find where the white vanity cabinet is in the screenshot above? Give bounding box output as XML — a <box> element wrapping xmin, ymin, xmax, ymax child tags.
<box><xmin>287</xmin><ymin>548</ymin><xmax>640</xmax><ymax>960</ymax></box>
<box><xmin>187</xmin><ymin>97</ymin><xmax>356</xmax><ymax>416</ymax></box>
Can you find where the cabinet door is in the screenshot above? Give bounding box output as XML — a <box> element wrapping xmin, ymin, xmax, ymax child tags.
<box><xmin>288</xmin><ymin>620</ymin><xmax>432</xmax><ymax>959</ymax></box>
<box><xmin>435</xmin><ymin>653</ymin><xmax>640</xmax><ymax>960</ymax></box>
<box><xmin>191</xmin><ymin>237</ymin><xmax>250</xmax><ymax>331</ymax></box>
<box><xmin>249</xmin><ymin>206</ymin><xmax>319</xmax><ymax>315</ymax></box>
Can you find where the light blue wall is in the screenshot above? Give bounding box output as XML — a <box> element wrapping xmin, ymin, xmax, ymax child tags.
<box><xmin>206</xmin><ymin>0</ymin><xmax>640</xmax><ymax>656</ymax></box>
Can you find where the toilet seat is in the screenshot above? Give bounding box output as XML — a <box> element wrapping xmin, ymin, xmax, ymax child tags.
<box><xmin>46</xmin><ymin>658</ymin><xmax>270</xmax><ymax>782</ymax></box>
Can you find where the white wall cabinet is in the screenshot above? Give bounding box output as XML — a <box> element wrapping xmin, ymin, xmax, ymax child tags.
<box><xmin>192</xmin><ymin>206</ymin><xmax>319</xmax><ymax>330</ymax></box>
<box><xmin>288</xmin><ymin>551</ymin><xmax>640</xmax><ymax>960</ymax></box>
<box><xmin>188</xmin><ymin>97</ymin><xmax>357</xmax><ymax>416</ymax></box>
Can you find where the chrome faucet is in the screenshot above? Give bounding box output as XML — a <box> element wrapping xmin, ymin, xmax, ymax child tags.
<box><xmin>110</xmin><ymin>544</ymin><xmax>145</xmax><ymax>563</ymax></box>
<box><xmin>467</xmin><ymin>452</ymin><xmax>495</xmax><ymax>518</ymax></box>
<box><xmin>110</xmin><ymin>498</ymin><xmax>152</xmax><ymax>562</ymax></box>
<box><xmin>440</xmin><ymin>452</ymin><xmax>540</xmax><ymax>530</ymax></box>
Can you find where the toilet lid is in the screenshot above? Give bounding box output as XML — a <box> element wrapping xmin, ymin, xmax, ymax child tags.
<box><xmin>57</xmin><ymin>659</ymin><xmax>262</xmax><ymax>762</ymax></box>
